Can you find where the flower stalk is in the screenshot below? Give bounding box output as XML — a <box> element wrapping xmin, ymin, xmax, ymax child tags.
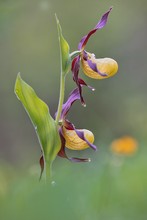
<box><xmin>55</xmin><ymin>15</ymin><xmax>68</xmax><ymax>125</ymax></box>
<box><xmin>55</xmin><ymin>74</ymin><xmax>65</xmax><ymax>124</ymax></box>
<box><xmin>70</xmin><ymin>50</ymin><xmax>81</xmax><ymax>60</ymax></box>
<box><xmin>44</xmin><ymin>160</ymin><xmax>52</xmax><ymax>183</ymax></box>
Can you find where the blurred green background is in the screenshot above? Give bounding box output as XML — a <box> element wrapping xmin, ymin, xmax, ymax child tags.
<box><xmin>0</xmin><ymin>0</ymin><xmax>147</xmax><ymax>219</ymax></box>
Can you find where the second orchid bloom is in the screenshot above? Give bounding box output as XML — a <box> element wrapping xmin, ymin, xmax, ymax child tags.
<box><xmin>57</xmin><ymin>88</ymin><xmax>96</xmax><ymax>162</ymax></box>
<box><xmin>72</xmin><ymin>7</ymin><xmax>118</xmax><ymax>105</ymax></box>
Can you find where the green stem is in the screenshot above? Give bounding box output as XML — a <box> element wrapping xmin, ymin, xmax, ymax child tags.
<box><xmin>55</xmin><ymin>73</ymin><xmax>65</xmax><ymax>124</ymax></box>
<box><xmin>45</xmin><ymin>160</ymin><xmax>52</xmax><ymax>183</ymax></box>
<box><xmin>55</xmin><ymin>50</ymin><xmax>80</xmax><ymax>124</ymax></box>
<box><xmin>55</xmin><ymin>16</ymin><xmax>66</xmax><ymax>124</ymax></box>
<box><xmin>70</xmin><ymin>50</ymin><xmax>81</xmax><ymax>60</ymax></box>
<box><xmin>55</xmin><ymin>50</ymin><xmax>81</xmax><ymax>123</ymax></box>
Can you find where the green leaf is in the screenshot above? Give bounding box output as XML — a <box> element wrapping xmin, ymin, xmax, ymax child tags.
<box><xmin>56</xmin><ymin>15</ymin><xmax>71</xmax><ymax>75</ymax></box>
<box><xmin>14</xmin><ymin>73</ymin><xmax>61</xmax><ymax>180</ymax></box>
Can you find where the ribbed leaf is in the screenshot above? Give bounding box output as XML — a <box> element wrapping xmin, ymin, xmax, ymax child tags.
<box><xmin>14</xmin><ymin>73</ymin><xmax>61</xmax><ymax>177</ymax></box>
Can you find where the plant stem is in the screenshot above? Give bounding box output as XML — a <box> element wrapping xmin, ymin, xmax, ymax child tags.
<box><xmin>55</xmin><ymin>21</ymin><xmax>66</xmax><ymax>124</ymax></box>
<box><xmin>55</xmin><ymin>51</ymin><xmax>81</xmax><ymax>124</ymax></box>
<box><xmin>70</xmin><ymin>50</ymin><xmax>81</xmax><ymax>60</ymax></box>
<box><xmin>55</xmin><ymin>73</ymin><xmax>65</xmax><ymax>124</ymax></box>
<box><xmin>45</xmin><ymin>160</ymin><xmax>52</xmax><ymax>183</ymax></box>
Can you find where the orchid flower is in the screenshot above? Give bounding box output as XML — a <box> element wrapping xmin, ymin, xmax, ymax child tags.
<box><xmin>38</xmin><ymin>88</ymin><xmax>97</xmax><ymax>179</ymax></box>
<box><xmin>71</xmin><ymin>7</ymin><xmax>118</xmax><ymax>105</ymax></box>
<box><xmin>57</xmin><ymin>88</ymin><xmax>97</xmax><ymax>162</ymax></box>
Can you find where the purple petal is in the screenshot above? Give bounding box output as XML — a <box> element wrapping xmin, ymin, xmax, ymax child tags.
<box><xmin>78</xmin><ymin>29</ymin><xmax>97</xmax><ymax>51</ymax></box>
<box><xmin>69</xmin><ymin>157</ymin><xmax>91</xmax><ymax>162</ymax></box>
<box><xmin>71</xmin><ymin>56</ymin><xmax>80</xmax><ymax>78</ymax></box>
<box><xmin>75</xmin><ymin>129</ymin><xmax>97</xmax><ymax>151</ymax></box>
<box><xmin>63</xmin><ymin>119</ymin><xmax>75</xmax><ymax>130</ymax></box>
<box><xmin>71</xmin><ymin>56</ymin><xmax>94</xmax><ymax>105</ymax></box>
<box><xmin>71</xmin><ymin>56</ymin><xmax>81</xmax><ymax>86</ymax></box>
<box><xmin>71</xmin><ymin>56</ymin><xmax>86</xmax><ymax>105</ymax></box>
<box><xmin>78</xmin><ymin>78</ymin><xmax>95</xmax><ymax>91</ymax></box>
<box><xmin>87</xmin><ymin>59</ymin><xmax>108</xmax><ymax>77</ymax></box>
<box><xmin>78</xmin><ymin>7</ymin><xmax>112</xmax><ymax>50</ymax></box>
<box><xmin>58</xmin><ymin>128</ymin><xmax>90</xmax><ymax>162</ymax></box>
<box><xmin>58</xmin><ymin>128</ymin><xmax>68</xmax><ymax>159</ymax></box>
<box><xmin>77</xmin><ymin>82</ymin><xmax>86</xmax><ymax>106</ymax></box>
<box><xmin>95</xmin><ymin>7</ymin><xmax>113</xmax><ymax>29</ymax></box>
<box><xmin>61</xmin><ymin>88</ymin><xmax>80</xmax><ymax>119</ymax></box>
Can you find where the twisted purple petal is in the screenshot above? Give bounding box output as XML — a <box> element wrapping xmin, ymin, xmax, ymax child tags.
<box><xmin>75</xmin><ymin>129</ymin><xmax>97</xmax><ymax>151</ymax></box>
<box><xmin>78</xmin><ymin>7</ymin><xmax>112</xmax><ymax>50</ymax></box>
<box><xmin>87</xmin><ymin>59</ymin><xmax>108</xmax><ymax>77</ymax></box>
<box><xmin>71</xmin><ymin>56</ymin><xmax>80</xmax><ymax>79</ymax></box>
<box><xmin>71</xmin><ymin>56</ymin><xmax>86</xmax><ymax>105</ymax></box>
<box><xmin>60</xmin><ymin>88</ymin><xmax>80</xmax><ymax>119</ymax></box>
<box><xmin>71</xmin><ymin>56</ymin><xmax>94</xmax><ymax>105</ymax></box>
<box><xmin>78</xmin><ymin>78</ymin><xmax>95</xmax><ymax>91</ymax></box>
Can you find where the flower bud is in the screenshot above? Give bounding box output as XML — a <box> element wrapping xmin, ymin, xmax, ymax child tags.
<box><xmin>81</xmin><ymin>53</ymin><xmax>118</xmax><ymax>79</ymax></box>
<box><xmin>62</xmin><ymin>127</ymin><xmax>94</xmax><ymax>150</ymax></box>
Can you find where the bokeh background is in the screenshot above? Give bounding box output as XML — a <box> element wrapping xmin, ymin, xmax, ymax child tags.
<box><xmin>0</xmin><ymin>0</ymin><xmax>147</xmax><ymax>219</ymax></box>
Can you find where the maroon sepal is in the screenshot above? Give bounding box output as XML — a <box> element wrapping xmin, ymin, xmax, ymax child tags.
<box><xmin>71</xmin><ymin>56</ymin><xmax>94</xmax><ymax>105</ymax></box>
<box><xmin>78</xmin><ymin>78</ymin><xmax>95</xmax><ymax>91</ymax></box>
<box><xmin>39</xmin><ymin>155</ymin><xmax>44</xmax><ymax>181</ymax></box>
<box><xmin>71</xmin><ymin>56</ymin><xmax>85</xmax><ymax>103</ymax></box>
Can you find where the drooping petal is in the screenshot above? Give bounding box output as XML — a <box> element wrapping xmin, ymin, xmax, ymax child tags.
<box><xmin>71</xmin><ymin>56</ymin><xmax>80</xmax><ymax>79</ymax></box>
<box><xmin>58</xmin><ymin>128</ymin><xmax>90</xmax><ymax>162</ymax></box>
<box><xmin>71</xmin><ymin>56</ymin><xmax>94</xmax><ymax>105</ymax></box>
<box><xmin>78</xmin><ymin>78</ymin><xmax>95</xmax><ymax>91</ymax></box>
<box><xmin>78</xmin><ymin>7</ymin><xmax>112</xmax><ymax>50</ymax></box>
<box><xmin>58</xmin><ymin>128</ymin><xmax>68</xmax><ymax>159</ymax></box>
<box><xmin>71</xmin><ymin>56</ymin><xmax>85</xmax><ymax>105</ymax></box>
